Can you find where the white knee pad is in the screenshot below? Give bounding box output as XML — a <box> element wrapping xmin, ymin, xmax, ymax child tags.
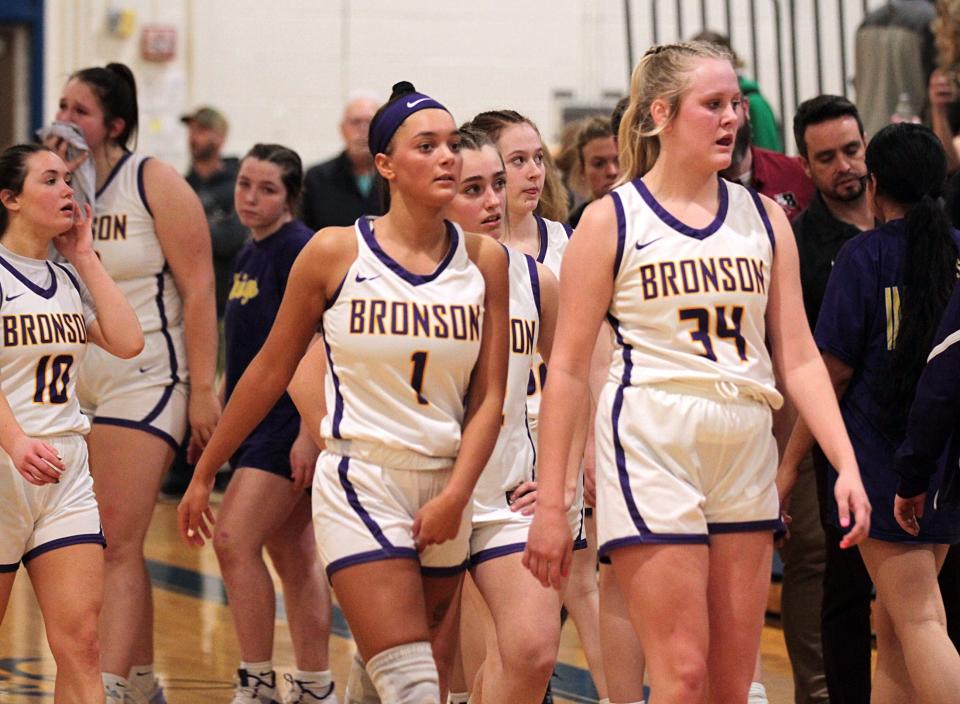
<box><xmin>366</xmin><ymin>642</ymin><xmax>440</xmax><ymax>704</ymax></box>
<box><xmin>344</xmin><ymin>652</ymin><xmax>380</xmax><ymax>704</ymax></box>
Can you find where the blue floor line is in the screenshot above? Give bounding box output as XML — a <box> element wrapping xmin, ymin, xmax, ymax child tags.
<box><xmin>146</xmin><ymin>559</ymin><xmax>602</xmax><ymax>701</ymax></box>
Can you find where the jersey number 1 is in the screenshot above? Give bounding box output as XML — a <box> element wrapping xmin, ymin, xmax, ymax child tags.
<box><xmin>410</xmin><ymin>351</ymin><xmax>429</xmax><ymax>405</ymax></box>
<box><xmin>34</xmin><ymin>354</ymin><xmax>74</xmax><ymax>404</ymax></box>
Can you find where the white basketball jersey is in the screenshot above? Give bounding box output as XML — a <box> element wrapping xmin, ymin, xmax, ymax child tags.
<box><xmin>526</xmin><ymin>215</ymin><xmax>571</xmax><ymax>426</ymax></box>
<box><xmin>92</xmin><ymin>153</ymin><xmax>183</xmax><ymax>337</ymax></box>
<box><xmin>473</xmin><ymin>247</ymin><xmax>540</xmax><ymax>510</ymax></box>
<box><xmin>320</xmin><ymin>218</ymin><xmax>485</xmax><ymax>465</ymax></box>
<box><xmin>607</xmin><ymin>177</ymin><xmax>781</xmax><ymax>407</ymax></box>
<box><xmin>0</xmin><ymin>245</ymin><xmax>96</xmax><ymax>437</ymax></box>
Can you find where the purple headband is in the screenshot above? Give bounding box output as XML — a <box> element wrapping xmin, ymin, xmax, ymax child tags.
<box><xmin>369</xmin><ymin>92</ymin><xmax>449</xmax><ymax>156</ymax></box>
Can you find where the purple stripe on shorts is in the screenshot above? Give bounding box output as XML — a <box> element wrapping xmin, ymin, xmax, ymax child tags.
<box><xmin>0</xmin><ymin>561</ymin><xmax>19</xmax><ymax>573</ymax></box>
<box><xmin>92</xmin><ymin>417</ymin><xmax>179</xmax><ymax>450</ymax></box>
<box><xmin>470</xmin><ymin>542</ymin><xmax>526</xmax><ymax>566</ymax></box>
<box><xmin>22</xmin><ymin>532</ymin><xmax>106</xmax><ymax>564</ymax></box>
<box><xmin>337</xmin><ymin>456</ymin><xmax>393</xmax><ymax>550</ymax></box>
<box><xmin>325</xmin><ymin>548</ymin><xmax>418</xmax><ymax>579</ymax></box>
<box><xmin>599</xmin><ymin>534</ymin><xmax>709</xmax><ymax>561</ymax></box>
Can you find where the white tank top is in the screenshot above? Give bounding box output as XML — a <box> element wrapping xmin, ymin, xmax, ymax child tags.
<box><xmin>526</xmin><ymin>215</ymin><xmax>570</xmax><ymax>426</ymax></box>
<box><xmin>320</xmin><ymin>218</ymin><xmax>486</xmax><ymax>468</ymax></box>
<box><xmin>92</xmin><ymin>153</ymin><xmax>183</xmax><ymax>338</ymax></box>
<box><xmin>607</xmin><ymin>177</ymin><xmax>781</xmax><ymax>407</ymax></box>
<box><xmin>473</xmin><ymin>247</ymin><xmax>540</xmax><ymax>508</ymax></box>
<box><xmin>0</xmin><ymin>245</ymin><xmax>96</xmax><ymax>437</ymax></box>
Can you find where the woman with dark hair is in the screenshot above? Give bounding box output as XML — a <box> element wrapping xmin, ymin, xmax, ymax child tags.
<box><xmin>51</xmin><ymin>63</ymin><xmax>219</xmax><ymax>702</ymax></box>
<box><xmin>181</xmin><ymin>144</ymin><xmax>335</xmax><ymax>703</ymax></box>
<box><xmin>567</xmin><ymin>117</ymin><xmax>620</xmax><ymax>228</ymax></box>
<box><xmin>780</xmin><ymin>122</ymin><xmax>960</xmax><ymax>702</ymax></box>
<box><xmin>0</xmin><ymin>143</ymin><xmax>142</xmax><ymax>702</ymax></box>
<box><xmin>179</xmin><ymin>82</ymin><xmax>508</xmax><ymax>704</ymax></box>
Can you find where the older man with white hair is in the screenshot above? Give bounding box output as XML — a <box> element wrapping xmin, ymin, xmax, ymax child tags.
<box><xmin>302</xmin><ymin>92</ymin><xmax>383</xmax><ymax>230</ymax></box>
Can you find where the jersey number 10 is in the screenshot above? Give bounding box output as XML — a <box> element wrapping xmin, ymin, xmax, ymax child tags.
<box><xmin>33</xmin><ymin>354</ymin><xmax>74</xmax><ymax>405</ymax></box>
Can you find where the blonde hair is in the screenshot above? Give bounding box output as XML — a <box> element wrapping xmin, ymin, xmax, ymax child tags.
<box><xmin>470</xmin><ymin>109</ymin><xmax>569</xmax><ymax>223</ymax></box>
<box><xmin>935</xmin><ymin>1</ymin><xmax>960</xmax><ymax>74</ymax></box>
<box><xmin>617</xmin><ymin>41</ymin><xmax>734</xmax><ymax>183</ymax></box>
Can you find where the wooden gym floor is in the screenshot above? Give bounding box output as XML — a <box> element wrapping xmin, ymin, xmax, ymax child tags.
<box><xmin>0</xmin><ymin>496</ymin><xmax>800</xmax><ymax>703</ymax></box>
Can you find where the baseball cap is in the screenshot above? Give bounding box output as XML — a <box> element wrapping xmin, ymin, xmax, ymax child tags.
<box><xmin>180</xmin><ymin>106</ymin><xmax>228</xmax><ymax>133</ymax></box>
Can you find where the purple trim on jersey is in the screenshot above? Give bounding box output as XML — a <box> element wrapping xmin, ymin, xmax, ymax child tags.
<box><xmin>707</xmin><ymin>518</ymin><xmax>783</xmax><ymax>534</ymax></box>
<box><xmin>93</xmin><ymin>417</ymin><xmax>179</xmax><ymax>449</ymax></box>
<box><xmin>562</xmin><ymin>223</ymin><xmax>573</xmax><ymax>238</ymax></box>
<box><xmin>95</xmin><ymin>151</ymin><xmax>132</xmax><ymax>198</ymax></box>
<box><xmin>0</xmin><ymin>561</ymin><xmax>18</xmax><ymax>573</ymax></box>
<box><xmin>632</xmin><ymin>175</ymin><xmax>729</xmax><ymax>240</ymax></box>
<box><xmin>610</xmin><ymin>190</ymin><xmax>627</xmax><ymax>277</ymax></box>
<box><xmin>325</xmin><ymin>548</ymin><xmax>419</xmax><ymax>579</ymax></box>
<box><xmin>137</xmin><ymin>156</ymin><xmax>154</xmax><ymax>217</ymax></box>
<box><xmin>322</xmin><ymin>335</ymin><xmax>344</xmax><ymax>439</ymax></box>
<box><xmin>534</xmin><ymin>215</ymin><xmax>549</xmax><ymax>263</ymax></box>
<box><xmin>524</xmin><ymin>403</ymin><xmax>536</xmax><ymax>471</ymax></box>
<box><xmin>524</xmin><ymin>253</ymin><xmax>541</xmax><ymax>318</ymax></box>
<box><xmin>51</xmin><ymin>261</ymin><xmax>82</xmax><ymax>296</ymax></box>
<box><xmin>22</xmin><ymin>532</ymin><xmax>106</xmax><ymax>563</ymax></box>
<box><xmin>153</xmin><ymin>272</ymin><xmax>180</xmax><ymax>384</ymax></box>
<box><xmin>421</xmin><ymin>559</ymin><xmax>470</xmax><ymax>577</ymax></box>
<box><xmin>325</xmin><ymin>273</ymin><xmax>347</xmax><ymax>311</ymax></box>
<box><xmin>747</xmin><ymin>187</ymin><xmax>776</xmax><ymax>251</ymax></box>
<box><xmin>605</xmin><ymin>313</ymin><xmax>713</xmax><ymax>549</ymax></box>
<box><xmin>338</xmin><ymin>455</ymin><xmax>394</xmax><ymax>549</ymax></box>
<box><xmin>358</xmin><ymin>217</ymin><xmax>459</xmax><ymax>286</ymax></box>
<box><xmin>0</xmin><ymin>256</ymin><xmax>58</xmax><ymax>299</ymax></box>
<box><xmin>470</xmin><ymin>542</ymin><xmax>526</xmax><ymax>565</ymax></box>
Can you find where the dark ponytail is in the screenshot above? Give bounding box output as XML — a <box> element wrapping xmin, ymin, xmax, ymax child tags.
<box><xmin>71</xmin><ymin>62</ymin><xmax>139</xmax><ymax>149</ymax></box>
<box><xmin>868</xmin><ymin>123</ymin><xmax>956</xmax><ymax>433</ymax></box>
<box><xmin>369</xmin><ymin>81</ymin><xmax>420</xmax><ymax>212</ymax></box>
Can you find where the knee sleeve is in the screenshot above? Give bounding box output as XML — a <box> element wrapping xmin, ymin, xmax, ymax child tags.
<box><xmin>366</xmin><ymin>642</ymin><xmax>440</xmax><ymax>704</ymax></box>
<box><xmin>344</xmin><ymin>652</ymin><xmax>380</xmax><ymax>704</ymax></box>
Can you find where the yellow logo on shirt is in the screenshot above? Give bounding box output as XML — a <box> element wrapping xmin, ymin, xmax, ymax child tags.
<box><xmin>228</xmin><ymin>273</ymin><xmax>259</xmax><ymax>305</ymax></box>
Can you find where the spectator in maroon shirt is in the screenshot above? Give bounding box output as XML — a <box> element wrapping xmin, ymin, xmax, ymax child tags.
<box><xmin>721</xmin><ymin>96</ymin><xmax>814</xmax><ymax>221</ymax></box>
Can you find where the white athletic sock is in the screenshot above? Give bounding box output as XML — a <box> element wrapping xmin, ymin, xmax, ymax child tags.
<box><xmin>448</xmin><ymin>692</ymin><xmax>469</xmax><ymax>704</ymax></box>
<box><xmin>344</xmin><ymin>653</ymin><xmax>380</xmax><ymax>704</ymax></box>
<box><xmin>748</xmin><ymin>681</ymin><xmax>768</xmax><ymax>704</ymax></box>
<box><xmin>293</xmin><ymin>669</ymin><xmax>332</xmax><ymax>688</ymax></box>
<box><xmin>128</xmin><ymin>665</ymin><xmax>156</xmax><ymax>694</ymax></box>
<box><xmin>102</xmin><ymin>673</ymin><xmax>130</xmax><ymax>701</ymax></box>
<box><xmin>366</xmin><ymin>642</ymin><xmax>439</xmax><ymax>704</ymax></box>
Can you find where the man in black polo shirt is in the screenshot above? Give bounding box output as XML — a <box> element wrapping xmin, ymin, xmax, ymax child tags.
<box><xmin>302</xmin><ymin>94</ymin><xmax>383</xmax><ymax>230</ymax></box>
<box><xmin>788</xmin><ymin>95</ymin><xmax>873</xmax><ymax>704</ymax></box>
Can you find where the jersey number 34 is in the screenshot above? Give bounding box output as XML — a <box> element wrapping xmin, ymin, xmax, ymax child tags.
<box><xmin>678</xmin><ymin>306</ymin><xmax>748</xmax><ymax>362</ymax></box>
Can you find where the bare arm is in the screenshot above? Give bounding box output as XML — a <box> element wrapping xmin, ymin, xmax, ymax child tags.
<box><xmin>412</xmin><ymin>234</ymin><xmax>510</xmax><ymax>548</ymax></box>
<box><xmin>763</xmin><ymin>195</ymin><xmax>870</xmax><ymax>545</ymax></box>
<box><xmin>55</xmin><ymin>204</ymin><xmax>143</xmax><ymax>358</ymax></box>
<box><xmin>145</xmin><ymin>159</ymin><xmax>221</xmax><ymax>449</ymax></box>
<box><xmin>524</xmin><ymin>198</ymin><xmax>616</xmax><ymax>588</ymax></box>
<box><xmin>288</xmin><ymin>337</ymin><xmax>328</xmax><ymax>448</ymax></box>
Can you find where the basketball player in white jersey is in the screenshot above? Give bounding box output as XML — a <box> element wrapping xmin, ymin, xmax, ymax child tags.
<box><xmin>51</xmin><ymin>63</ymin><xmax>219</xmax><ymax>703</ymax></box>
<box><xmin>470</xmin><ymin>110</ymin><xmax>605</xmax><ymax>697</ymax></box>
<box><xmin>524</xmin><ymin>42</ymin><xmax>871</xmax><ymax>704</ymax></box>
<box><xmin>0</xmin><ymin>144</ymin><xmax>143</xmax><ymax>703</ymax></box>
<box><xmin>179</xmin><ymin>82</ymin><xmax>508</xmax><ymax>704</ymax></box>
<box><xmin>438</xmin><ymin>126</ymin><xmax>570</xmax><ymax>703</ymax></box>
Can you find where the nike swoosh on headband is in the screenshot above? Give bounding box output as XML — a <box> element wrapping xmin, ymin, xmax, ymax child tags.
<box><xmin>406</xmin><ymin>98</ymin><xmax>430</xmax><ymax>108</ymax></box>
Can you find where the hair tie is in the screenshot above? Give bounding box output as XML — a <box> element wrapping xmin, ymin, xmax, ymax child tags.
<box><xmin>369</xmin><ymin>92</ymin><xmax>449</xmax><ymax>157</ymax></box>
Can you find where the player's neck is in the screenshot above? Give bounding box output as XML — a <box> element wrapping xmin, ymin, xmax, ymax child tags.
<box><xmin>643</xmin><ymin>159</ymin><xmax>718</xmax><ymax>207</ymax></box>
<box><xmin>503</xmin><ymin>209</ymin><xmax>539</xmax><ymax>258</ymax></box>
<box><xmin>93</xmin><ymin>143</ymin><xmax>128</xmax><ymax>191</ymax></box>
<box><xmin>377</xmin><ymin>195</ymin><xmax>448</xmax><ymax>252</ymax></box>
<box><xmin>250</xmin><ymin>212</ymin><xmax>292</xmax><ymax>241</ymax></box>
<box><xmin>1</xmin><ymin>223</ymin><xmax>51</xmax><ymax>260</ymax></box>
